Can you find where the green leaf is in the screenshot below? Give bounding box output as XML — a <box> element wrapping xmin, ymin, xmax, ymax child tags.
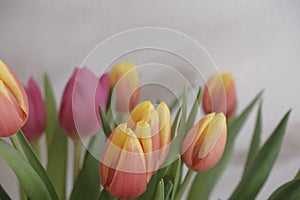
<box><xmin>44</xmin><ymin>74</ymin><xmax>68</xmax><ymax>200</ymax></box>
<box><xmin>243</xmin><ymin>101</ymin><xmax>263</xmax><ymax>176</ymax></box>
<box><xmin>171</xmin><ymin>108</ymin><xmax>181</xmax><ymax>139</ymax></box>
<box><xmin>71</xmin><ymin>131</ymin><xmax>106</xmax><ymax>200</ymax></box>
<box><xmin>157</xmin><ymin>155</ymin><xmax>182</xmax><ymax>200</ymax></box>
<box><xmin>99</xmin><ymin>106</ymin><xmax>112</xmax><ymax>138</ymax></box>
<box><xmin>0</xmin><ymin>139</ymin><xmax>51</xmax><ymax>200</ymax></box>
<box><xmin>154</xmin><ymin>179</ymin><xmax>165</xmax><ymax>200</ymax></box>
<box><xmin>0</xmin><ymin>184</ymin><xmax>11</xmax><ymax>200</ymax></box>
<box><xmin>295</xmin><ymin>169</ymin><xmax>300</xmax><ymax>179</ymax></box>
<box><xmin>98</xmin><ymin>190</ymin><xmax>117</xmax><ymax>200</ymax></box>
<box><xmin>185</xmin><ymin>87</ymin><xmax>202</xmax><ymax>131</ymax></box>
<box><xmin>188</xmin><ymin>92</ymin><xmax>263</xmax><ymax>200</ymax></box>
<box><xmin>230</xmin><ymin>110</ymin><xmax>291</xmax><ymax>200</ymax></box>
<box><xmin>164</xmin><ymin>181</ymin><xmax>174</xmax><ymax>200</ymax></box>
<box><xmin>268</xmin><ymin>178</ymin><xmax>300</xmax><ymax>200</ymax></box>
<box><xmin>13</xmin><ymin>131</ymin><xmax>58</xmax><ymax>200</ymax></box>
<box><xmin>44</xmin><ymin>74</ymin><xmax>57</xmax><ymax>152</ymax></box>
<box><xmin>106</xmin><ymin>85</ymin><xmax>114</xmax><ymax>112</ymax></box>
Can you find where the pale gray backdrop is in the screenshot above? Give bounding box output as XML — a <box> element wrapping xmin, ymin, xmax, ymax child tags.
<box><xmin>0</xmin><ymin>1</ymin><xmax>299</xmax><ymax>199</ymax></box>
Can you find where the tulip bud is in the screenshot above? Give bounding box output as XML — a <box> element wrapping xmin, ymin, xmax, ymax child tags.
<box><xmin>100</xmin><ymin>101</ymin><xmax>171</xmax><ymax>198</ymax></box>
<box><xmin>109</xmin><ymin>61</ymin><xmax>140</xmax><ymax>112</ymax></box>
<box><xmin>128</xmin><ymin>101</ymin><xmax>171</xmax><ymax>177</ymax></box>
<box><xmin>21</xmin><ymin>78</ymin><xmax>46</xmax><ymax>142</ymax></box>
<box><xmin>0</xmin><ymin>61</ymin><xmax>28</xmax><ymax>137</ymax></box>
<box><xmin>202</xmin><ymin>73</ymin><xmax>237</xmax><ymax>119</ymax></box>
<box><xmin>100</xmin><ymin>124</ymin><xmax>147</xmax><ymax>199</ymax></box>
<box><xmin>182</xmin><ymin>113</ymin><xmax>227</xmax><ymax>172</ymax></box>
<box><xmin>59</xmin><ymin>68</ymin><xmax>109</xmax><ymax>139</ymax></box>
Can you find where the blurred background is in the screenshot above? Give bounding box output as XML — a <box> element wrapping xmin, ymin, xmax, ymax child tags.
<box><xmin>0</xmin><ymin>1</ymin><xmax>299</xmax><ymax>199</ymax></box>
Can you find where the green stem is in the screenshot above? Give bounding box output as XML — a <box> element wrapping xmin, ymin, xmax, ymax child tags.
<box><xmin>10</xmin><ymin>135</ymin><xmax>27</xmax><ymax>200</ymax></box>
<box><xmin>174</xmin><ymin>169</ymin><xmax>194</xmax><ymax>200</ymax></box>
<box><xmin>73</xmin><ymin>140</ymin><xmax>82</xmax><ymax>184</ymax></box>
<box><xmin>10</xmin><ymin>135</ymin><xmax>25</xmax><ymax>157</ymax></box>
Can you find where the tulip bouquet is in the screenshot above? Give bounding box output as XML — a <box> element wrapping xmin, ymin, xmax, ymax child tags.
<box><xmin>0</xmin><ymin>60</ymin><xmax>299</xmax><ymax>200</ymax></box>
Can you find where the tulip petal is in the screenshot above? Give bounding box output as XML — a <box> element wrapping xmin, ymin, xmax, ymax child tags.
<box><xmin>0</xmin><ymin>92</ymin><xmax>23</xmax><ymax>137</ymax></box>
<box><xmin>135</xmin><ymin>120</ymin><xmax>153</xmax><ymax>180</ymax></box>
<box><xmin>107</xmin><ymin>130</ymin><xmax>147</xmax><ymax>199</ymax></box>
<box><xmin>128</xmin><ymin>101</ymin><xmax>154</xmax><ymax>128</ymax></box>
<box><xmin>192</xmin><ymin>126</ymin><xmax>227</xmax><ymax>171</ymax></box>
<box><xmin>156</xmin><ymin>102</ymin><xmax>171</xmax><ymax>163</ymax></box>
<box><xmin>182</xmin><ymin>113</ymin><xmax>215</xmax><ymax>168</ymax></box>
<box><xmin>100</xmin><ymin>123</ymin><xmax>128</xmax><ymax>185</ymax></box>
<box><xmin>0</xmin><ymin>61</ymin><xmax>28</xmax><ymax>120</ymax></box>
<box><xmin>198</xmin><ymin>113</ymin><xmax>226</xmax><ymax>158</ymax></box>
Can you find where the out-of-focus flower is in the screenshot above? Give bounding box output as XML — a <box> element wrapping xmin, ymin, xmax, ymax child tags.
<box><xmin>21</xmin><ymin>78</ymin><xmax>46</xmax><ymax>142</ymax></box>
<box><xmin>0</xmin><ymin>61</ymin><xmax>28</xmax><ymax>137</ymax></box>
<box><xmin>202</xmin><ymin>73</ymin><xmax>237</xmax><ymax>119</ymax></box>
<box><xmin>100</xmin><ymin>101</ymin><xmax>171</xmax><ymax>198</ymax></box>
<box><xmin>182</xmin><ymin>113</ymin><xmax>227</xmax><ymax>172</ymax></box>
<box><xmin>100</xmin><ymin>123</ymin><xmax>147</xmax><ymax>199</ymax></box>
<box><xmin>59</xmin><ymin>68</ymin><xmax>109</xmax><ymax>139</ymax></box>
<box><xmin>109</xmin><ymin>61</ymin><xmax>140</xmax><ymax>112</ymax></box>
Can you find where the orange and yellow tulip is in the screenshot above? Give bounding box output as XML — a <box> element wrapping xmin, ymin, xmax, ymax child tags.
<box><xmin>202</xmin><ymin>73</ymin><xmax>237</xmax><ymax>119</ymax></box>
<box><xmin>0</xmin><ymin>61</ymin><xmax>28</xmax><ymax>137</ymax></box>
<box><xmin>182</xmin><ymin>113</ymin><xmax>227</xmax><ymax>172</ymax></box>
<box><xmin>100</xmin><ymin>123</ymin><xmax>147</xmax><ymax>199</ymax></box>
<box><xmin>100</xmin><ymin>101</ymin><xmax>171</xmax><ymax>198</ymax></box>
<box><xmin>109</xmin><ymin>61</ymin><xmax>140</xmax><ymax>112</ymax></box>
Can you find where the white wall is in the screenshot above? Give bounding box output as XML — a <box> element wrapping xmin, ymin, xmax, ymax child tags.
<box><xmin>0</xmin><ymin>1</ymin><xmax>300</xmax><ymax>199</ymax></box>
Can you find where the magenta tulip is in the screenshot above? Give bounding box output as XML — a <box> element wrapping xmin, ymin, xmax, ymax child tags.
<box><xmin>21</xmin><ymin>78</ymin><xmax>46</xmax><ymax>142</ymax></box>
<box><xmin>59</xmin><ymin>68</ymin><xmax>109</xmax><ymax>139</ymax></box>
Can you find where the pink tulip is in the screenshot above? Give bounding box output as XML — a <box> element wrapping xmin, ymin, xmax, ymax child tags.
<box><xmin>0</xmin><ymin>60</ymin><xmax>28</xmax><ymax>137</ymax></box>
<box><xmin>182</xmin><ymin>113</ymin><xmax>227</xmax><ymax>172</ymax></box>
<box><xmin>202</xmin><ymin>73</ymin><xmax>237</xmax><ymax>119</ymax></box>
<box><xmin>59</xmin><ymin>68</ymin><xmax>109</xmax><ymax>139</ymax></box>
<box><xmin>21</xmin><ymin>78</ymin><xmax>46</xmax><ymax>142</ymax></box>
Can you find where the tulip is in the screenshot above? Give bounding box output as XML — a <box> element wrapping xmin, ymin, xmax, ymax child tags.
<box><xmin>182</xmin><ymin>113</ymin><xmax>227</xmax><ymax>172</ymax></box>
<box><xmin>21</xmin><ymin>78</ymin><xmax>46</xmax><ymax>142</ymax></box>
<box><xmin>0</xmin><ymin>61</ymin><xmax>28</xmax><ymax>137</ymax></box>
<box><xmin>100</xmin><ymin>101</ymin><xmax>171</xmax><ymax>198</ymax></box>
<box><xmin>59</xmin><ymin>68</ymin><xmax>109</xmax><ymax>139</ymax></box>
<box><xmin>127</xmin><ymin>101</ymin><xmax>171</xmax><ymax>176</ymax></box>
<box><xmin>109</xmin><ymin>61</ymin><xmax>140</xmax><ymax>112</ymax></box>
<box><xmin>202</xmin><ymin>73</ymin><xmax>237</xmax><ymax>119</ymax></box>
<box><xmin>100</xmin><ymin>123</ymin><xmax>147</xmax><ymax>199</ymax></box>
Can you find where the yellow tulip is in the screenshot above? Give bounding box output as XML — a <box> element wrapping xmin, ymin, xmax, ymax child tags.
<box><xmin>0</xmin><ymin>61</ymin><xmax>28</xmax><ymax>137</ymax></box>
<box><xmin>109</xmin><ymin>61</ymin><xmax>140</xmax><ymax>112</ymax></box>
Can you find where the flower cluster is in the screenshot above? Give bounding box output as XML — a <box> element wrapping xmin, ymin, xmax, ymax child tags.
<box><xmin>0</xmin><ymin>60</ymin><xmax>296</xmax><ymax>200</ymax></box>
